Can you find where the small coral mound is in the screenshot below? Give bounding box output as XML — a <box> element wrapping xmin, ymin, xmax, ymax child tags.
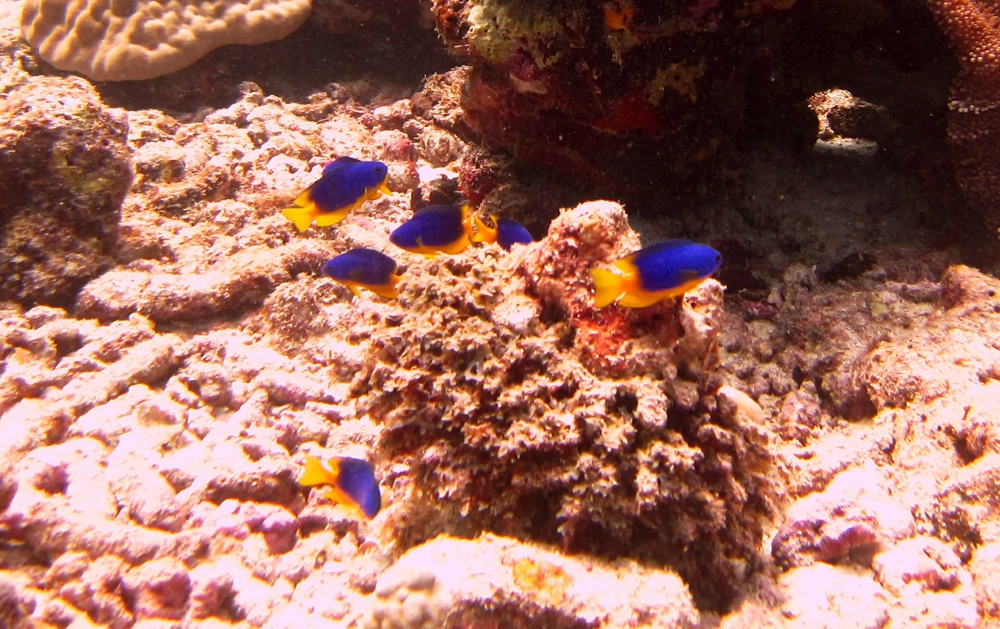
<box><xmin>0</xmin><ymin>78</ymin><xmax>130</xmax><ymax>308</ymax></box>
<box><xmin>21</xmin><ymin>0</ymin><xmax>312</xmax><ymax>81</ymax></box>
<box><xmin>357</xmin><ymin>201</ymin><xmax>777</xmax><ymax>611</ymax></box>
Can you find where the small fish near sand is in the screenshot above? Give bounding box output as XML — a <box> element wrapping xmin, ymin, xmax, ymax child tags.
<box><xmin>472</xmin><ymin>215</ymin><xmax>535</xmax><ymax>251</ymax></box>
<box><xmin>590</xmin><ymin>240</ymin><xmax>722</xmax><ymax>308</ymax></box>
<box><xmin>389</xmin><ymin>203</ymin><xmax>487</xmax><ymax>257</ymax></box>
<box><xmin>300</xmin><ymin>455</ymin><xmax>381</xmax><ymax>519</ymax></box>
<box><xmin>282</xmin><ymin>157</ymin><xmax>390</xmax><ymax>233</ymax></box>
<box><xmin>321</xmin><ymin>248</ymin><xmax>402</xmax><ymax>299</ymax></box>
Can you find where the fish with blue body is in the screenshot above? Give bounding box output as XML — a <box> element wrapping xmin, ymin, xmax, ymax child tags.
<box><xmin>590</xmin><ymin>240</ymin><xmax>722</xmax><ymax>308</ymax></box>
<box><xmin>282</xmin><ymin>157</ymin><xmax>390</xmax><ymax>232</ymax></box>
<box><xmin>472</xmin><ymin>215</ymin><xmax>535</xmax><ymax>251</ymax></box>
<box><xmin>299</xmin><ymin>455</ymin><xmax>381</xmax><ymax>519</ymax></box>
<box><xmin>321</xmin><ymin>248</ymin><xmax>402</xmax><ymax>299</ymax></box>
<box><xmin>389</xmin><ymin>203</ymin><xmax>485</xmax><ymax>257</ymax></box>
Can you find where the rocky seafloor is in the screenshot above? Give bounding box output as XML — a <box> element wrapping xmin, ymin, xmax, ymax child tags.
<box><xmin>3</xmin><ymin>0</ymin><xmax>1000</xmax><ymax>627</ymax></box>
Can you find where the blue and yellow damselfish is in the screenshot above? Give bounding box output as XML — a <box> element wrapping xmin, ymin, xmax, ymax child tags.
<box><xmin>282</xmin><ymin>157</ymin><xmax>390</xmax><ymax>232</ymax></box>
<box><xmin>300</xmin><ymin>455</ymin><xmax>381</xmax><ymax>519</ymax></box>
<box><xmin>471</xmin><ymin>215</ymin><xmax>534</xmax><ymax>251</ymax></box>
<box><xmin>590</xmin><ymin>240</ymin><xmax>722</xmax><ymax>308</ymax></box>
<box><xmin>389</xmin><ymin>203</ymin><xmax>487</xmax><ymax>257</ymax></box>
<box><xmin>321</xmin><ymin>248</ymin><xmax>402</xmax><ymax>299</ymax></box>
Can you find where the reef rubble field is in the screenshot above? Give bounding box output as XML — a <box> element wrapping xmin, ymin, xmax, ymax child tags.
<box><xmin>2</xmin><ymin>0</ymin><xmax>1000</xmax><ymax>627</ymax></box>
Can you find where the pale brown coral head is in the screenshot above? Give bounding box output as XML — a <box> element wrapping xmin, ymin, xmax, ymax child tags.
<box><xmin>21</xmin><ymin>0</ymin><xmax>313</xmax><ymax>81</ymax></box>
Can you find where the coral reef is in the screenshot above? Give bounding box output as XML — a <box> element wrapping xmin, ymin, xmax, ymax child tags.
<box><xmin>7</xmin><ymin>1</ymin><xmax>1000</xmax><ymax>627</ymax></box>
<box><xmin>0</xmin><ymin>77</ymin><xmax>130</xmax><ymax>308</ymax></box>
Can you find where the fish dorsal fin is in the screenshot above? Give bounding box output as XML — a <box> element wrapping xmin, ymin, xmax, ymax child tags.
<box><xmin>323</xmin><ymin>156</ymin><xmax>362</xmax><ymax>173</ymax></box>
<box><xmin>414</xmin><ymin>203</ymin><xmax>455</xmax><ymax>216</ymax></box>
<box><xmin>630</xmin><ymin>239</ymin><xmax>694</xmax><ymax>265</ymax></box>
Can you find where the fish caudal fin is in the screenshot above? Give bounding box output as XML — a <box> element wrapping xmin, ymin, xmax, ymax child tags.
<box><xmin>590</xmin><ymin>268</ymin><xmax>625</xmax><ymax>308</ymax></box>
<box><xmin>299</xmin><ymin>455</ymin><xmax>332</xmax><ymax>487</ymax></box>
<box><xmin>282</xmin><ymin>206</ymin><xmax>317</xmax><ymax>233</ymax></box>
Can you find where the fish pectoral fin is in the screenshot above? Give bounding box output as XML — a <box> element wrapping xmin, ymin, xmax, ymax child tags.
<box><xmin>282</xmin><ymin>206</ymin><xmax>317</xmax><ymax>233</ymax></box>
<box><xmin>377</xmin><ymin>182</ymin><xmax>392</xmax><ymax>195</ymax></box>
<box><xmin>317</xmin><ymin>485</ymin><xmax>360</xmax><ymax>511</ymax></box>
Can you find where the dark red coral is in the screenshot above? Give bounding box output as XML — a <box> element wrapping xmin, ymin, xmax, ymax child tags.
<box><xmin>432</xmin><ymin>0</ymin><xmax>791</xmax><ymax>200</ymax></box>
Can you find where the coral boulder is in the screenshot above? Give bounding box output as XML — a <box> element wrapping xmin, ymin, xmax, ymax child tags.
<box><xmin>361</xmin><ymin>201</ymin><xmax>777</xmax><ymax>611</ymax></box>
<box><xmin>0</xmin><ymin>78</ymin><xmax>130</xmax><ymax>308</ymax></box>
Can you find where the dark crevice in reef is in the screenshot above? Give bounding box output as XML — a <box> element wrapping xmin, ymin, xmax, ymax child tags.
<box><xmin>94</xmin><ymin>15</ymin><xmax>457</xmax><ymax>113</ymax></box>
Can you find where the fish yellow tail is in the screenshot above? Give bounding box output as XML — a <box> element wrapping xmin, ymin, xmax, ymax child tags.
<box><xmin>590</xmin><ymin>268</ymin><xmax>624</xmax><ymax>308</ymax></box>
<box><xmin>299</xmin><ymin>455</ymin><xmax>333</xmax><ymax>487</ymax></box>
<box><xmin>281</xmin><ymin>206</ymin><xmax>317</xmax><ymax>233</ymax></box>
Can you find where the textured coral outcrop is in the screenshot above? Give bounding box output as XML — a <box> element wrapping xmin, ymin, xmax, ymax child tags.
<box><xmin>762</xmin><ymin>265</ymin><xmax>1000</xmax><ymax>628</ymax></box>
<box><xmin>76</xmin><ymin>240</ymin><xmax>331</xmax><ymax>322</ymax></box>
<box><xmin>0</xmin><ymin>78</ymin><xmax>130</xmax><ymax>308</ymax></box>
<box><xmin>856</xmin><ymin>266</ymin><xmax>1000</xmax><ymax>563</ymax></box>
<box><xmin>927</xmin><ymin>0</ymin><xmax>1000</xmax><ymax>233</ymax></box>
<box><xmin>0</xmin><ymin>305</ymin><xmax>383</xmax><ymax>628</ymax></box>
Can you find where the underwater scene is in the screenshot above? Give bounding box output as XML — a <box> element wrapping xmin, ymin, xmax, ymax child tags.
<box><xmin>3</xmin><ymin>0</ymin><xmax>1000</xmax><ymax>626</ymax></box>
